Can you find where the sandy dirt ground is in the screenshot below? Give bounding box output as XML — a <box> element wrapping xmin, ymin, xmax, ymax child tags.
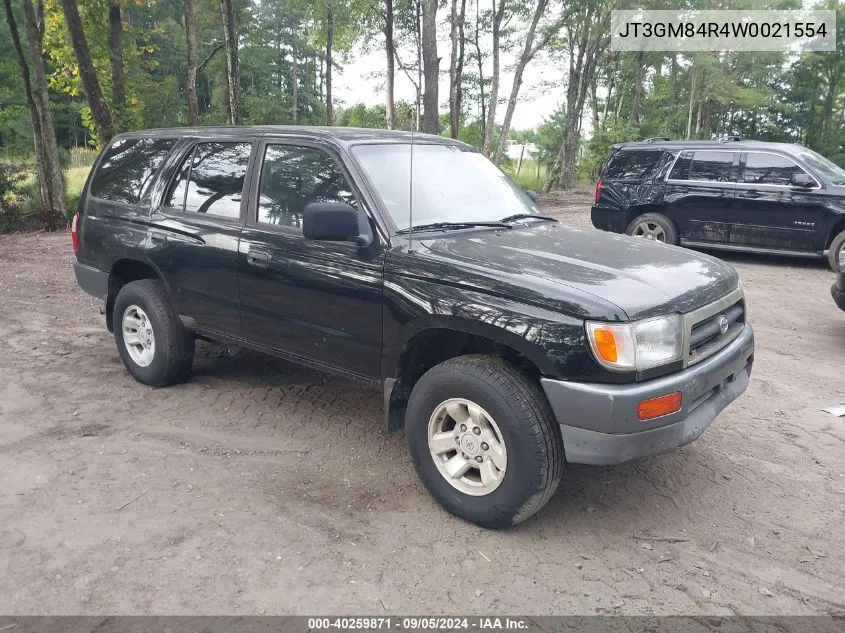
<box><xmin>0</xmin><ymin>194</ymin><xmax>843</xmax><ymax>616</ymax></box>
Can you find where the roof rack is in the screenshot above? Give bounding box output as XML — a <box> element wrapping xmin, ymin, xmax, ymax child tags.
<box><xmin>718</xmin><ymin>135</ymin><xmax>742</xmax><ymax>143</ymax></box>
<box><xmin>642</xmin><ymin>137</ymin><xmax>670</xmax><ymax>143</ymax></box>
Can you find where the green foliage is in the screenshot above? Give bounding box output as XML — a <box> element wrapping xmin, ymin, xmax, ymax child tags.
<box><xmin>2</xmin><ymin>0</ymin><xmax>844</xmax><ymax>219</ymax></box>
<box><xmin>0</xmin><ymin>161</ymin><xmax>29</xmax><ymax>232</ymax></box>
<box><xmin>335</xmin><ymin>101</ymin><xmax>417</xmax><ymax>129</ymax></box>
<box><xmin>338</xmin><ymin>103</ymin><xmax>387</xmax><ymax>128</ymax></box>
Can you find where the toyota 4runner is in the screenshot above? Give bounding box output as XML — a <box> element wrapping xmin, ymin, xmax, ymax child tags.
<box><xmin>73</xmin><ymin>127</ymin><xmax>754</xmax><ymax>528</ymax></box>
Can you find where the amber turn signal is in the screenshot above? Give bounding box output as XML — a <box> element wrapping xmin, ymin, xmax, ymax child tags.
<box><xmin>592</xmin><ymin>328</ymin><xmax>618</xmax><ymax>363</ymax></box>
<box><xmin>637</xmin><ymin>391</ymin><xmax>682</xmax><ymax>421</ymax></box>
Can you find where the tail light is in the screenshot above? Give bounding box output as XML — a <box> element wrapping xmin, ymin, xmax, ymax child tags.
<box><xmin>71</xmin><ymin>212</ymin><xmax>80</xmax><ymax>252</ymax></box>
<box><xmin>594</xmin><ymin>178</ymin><xmax>603</xmax><ymax>204</ymax></box>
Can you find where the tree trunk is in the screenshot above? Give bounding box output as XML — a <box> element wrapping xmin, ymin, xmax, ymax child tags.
<box><xmin>13</xmin><ymin>0</ymin><xmax>66</xmax><ymax>226</ymax></box>
<box><xmin>686</xmin><ymin>70</ymin><xmax>696</xmax><ymax>139</ymax></box>
<box><xmin>545</xmin><ymin>17</ymin><xmax>601</xmax><ymax>192</ymax></box>
<box><xmin>421</xmin><ymin>0</ymin><xmax>439</xmax><ymax>133</ymax></box>
<box><xmin>482</xmin><ymin>0</ymin><xmax>507</xmax><ymax>156</ymax></box>
<box><xmin>448</xmin><ymin>0</ymin><xmax>458</xmax><ymax>137</ymax></box>
<box><xmin>5</xmin><ymin>0</ymin><xmax>46</xmax><ymax>212</ymax></box>
<box><xmin>184</xmin><ymin>0</ymin><xmax>199</xmax><ymax>125</ymax></box>
<box><xmin>394</xmin><ymin>47</ymin><xmax>421</xmax><ymax>130</ymax></box>
<box><xmin>108</xmin><ymin>2</ymin><xmax>125</xmax><ymax>111</ymax></box>
<box><xmin>492</xmin><ymin>0</ymin><xmax>548</xmax><ymax>165</ymax></box>
<box><xmin>821</xmin><ymin>66</ymin><xmax>837</xmax><ymax>145</ymax></box>
<box><xmin>220</xmin><ymin>0</ymin><xmax>241</xmax><ymax>125</ymax></box>
<box><xmin>385</xmin><ymin>0</ymin><xmax>395</xmax><ymax>129</ymax></box>
<box><xmin>448</xmin><ymin>0</ymin><xmax>466</xmax><ymax>138</ymax></box>
<box><xmin>414</xmin><ymin>0</ymin><xmax>422</xmax><ymax>129</ymax></box>
<box><xmin>60</xmin><ymin>0</ymin><xmax>114</xmax><ymax>144</ymax></box>
<box><xmin>473</xmin><ymin>1</ymin><xmax>485</xmax><ymax>143</ymax></box>
<box><xmin>292</xmin><ymin>42</ymin><xmax>299</xmax><ymax>123</ymax></box>
<box><xmin>454</xmin><ymin>0</ymin><xmax>466</xmax><ymax>136</ymax></box>
<box><xmin>694</xmin><ymin>93</ymin><xmax>703</xmax><ymax>138</ymax></box>
<box><xmin>628</xmin><ymin>49</ymin><xmax>645</xmax><ymax>124</ymax></box>
<box><xmin>325</xmin><ymin>1</ymin><xmax>334</xmax><ymax>125</ymax></box>
<box><xmin>665</xmin><ymin>54</ymin><xmax>677</xmax><ymax>135</ymax></box>
<box><xmin>614</xmin><ymin>86</ymin><xmax>624</xmax><ymax>121</ymax></box>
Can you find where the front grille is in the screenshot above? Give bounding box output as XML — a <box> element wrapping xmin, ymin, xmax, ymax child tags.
<box><xmin>683</xmin><ymin>288</ymin><xmax>746</xmax><ymax>366</ymax></box>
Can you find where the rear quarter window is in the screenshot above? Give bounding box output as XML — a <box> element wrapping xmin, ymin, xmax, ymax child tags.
<box><xmin>89</xmin><ymin>137</ymin><xmax>177</xmax><ymax>205</ymax></box>
<box><xmin>603</xmin><ymin>150</ymin><xmax>664</xmax><ymax>181</ymax></box>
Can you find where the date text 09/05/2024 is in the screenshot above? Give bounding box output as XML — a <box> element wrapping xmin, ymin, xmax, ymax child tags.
<box><xmin>307</xmin><ymin>617</ymin><xmax>529</xmax><ymax>630</ymax></box>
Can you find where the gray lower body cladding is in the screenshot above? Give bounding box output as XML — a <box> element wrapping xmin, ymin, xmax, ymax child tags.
<box><xmin>541</xmin><ymin>323</ymin><xmax>754</xmax><ymax>465</ymax></box>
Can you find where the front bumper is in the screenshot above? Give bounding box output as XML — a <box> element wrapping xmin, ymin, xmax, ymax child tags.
<box><xmin>541</xmin><ymin>323</ymin><xmax>754</xmax><ymax>465</ymax></box>
<box><xmin>831</xmin><ymin>272</ymin><xmax>845</xmax><ymax>312</ymax></box>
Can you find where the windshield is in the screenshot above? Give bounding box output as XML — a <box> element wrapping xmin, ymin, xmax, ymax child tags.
<box><xmin>351</xmin><ymin>143</ymin><xmax>539</xmax><ymax>231</ymax></box>
<box><xmin>796</xmin><ymin>148</ymin><xmax>845</xmax><ymax>184</ymax></box>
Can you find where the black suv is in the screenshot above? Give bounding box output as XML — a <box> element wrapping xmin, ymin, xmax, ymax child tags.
<box><xmin>591</xmin><ymin>138</ymin><xmax>845</xmax><ymax>270</ymax></box>
<box><xmin>73</xmin><ymin>126</ymin><xmax>753</xmax><ymax>528</ymax></box>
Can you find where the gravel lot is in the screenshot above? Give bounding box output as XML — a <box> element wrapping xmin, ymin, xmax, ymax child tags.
<box><xmin>1</xmin><ymin>196</ymin><xmax>843</xmax><ymax>616</ymax></box>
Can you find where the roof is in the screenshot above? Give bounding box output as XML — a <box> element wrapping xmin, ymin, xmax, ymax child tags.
<box><xmin>112</xmin><ymin>125</ymin><xmax>466</xmax><ymax>147</ymax></box>
<box><xmin>613</xmin><ymin>139</ymin><xmax>807</xmax><ymax>153</ymax></box>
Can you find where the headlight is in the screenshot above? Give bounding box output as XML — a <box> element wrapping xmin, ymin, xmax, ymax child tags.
<box><xmin>586</xmin><ymin>314</ymin><xmax>683</xmax><ymax>371</ymax></box>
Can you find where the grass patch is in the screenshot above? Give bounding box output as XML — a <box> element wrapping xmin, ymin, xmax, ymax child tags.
<box><xmin>512</xmin><ymin>159</ymin><xmax>547</xmax><ymax>192</ymax></box>
<box><xmin>65</xmin><ymin>165</ymin><xmax>91</xmax><ymax>198</ymax></box>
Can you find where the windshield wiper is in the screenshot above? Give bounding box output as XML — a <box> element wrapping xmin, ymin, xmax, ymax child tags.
<box><xmin>396</xmin><ymin>221</ymin><xmax>512</xmax><ymax>234</ymax></box>
<box><xmin>498</xmin><ymin>213</ymin><xmax>558</xmax><ymax>224</ymax></box>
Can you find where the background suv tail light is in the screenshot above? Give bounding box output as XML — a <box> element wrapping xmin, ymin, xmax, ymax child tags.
<box><xmin>71</xmin><ymin>212</ymin><xmax>80</xmax><ymax>252</ymax></box>
<box><xmin>594</xmin><ymin>178</ymin><xmax>602</xmax><ymax>203</ymax></box>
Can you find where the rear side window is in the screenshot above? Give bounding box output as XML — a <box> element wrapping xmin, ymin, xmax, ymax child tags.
<box><xmin>165</xmin><ymin>142</ymin><xmax>252</xmax><ymax>219</ymax></box>
<box><xmin>670</xmin><ymin>151</ymin><xmax>735</xmax><ymax>182</ymax></box>
<box><xmin>743</xmin><ymin>153</ymin><xmax>807</xmax><ymax>186</ymax></box>
<box><xmin>604</xmin><ymin>150</ymin><xmax>663</xmax><ymax>181</ymax></box>
<box><xmin>89</xmin><ymin>137</ymin><xmax>176</xmax><ymax>204</ymax></box>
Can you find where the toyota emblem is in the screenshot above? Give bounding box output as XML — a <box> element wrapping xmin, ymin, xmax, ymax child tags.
<box><xmin>718</xmin><ymin>314</ymin><xmax>729</xmax><ymax>335</ymax></box>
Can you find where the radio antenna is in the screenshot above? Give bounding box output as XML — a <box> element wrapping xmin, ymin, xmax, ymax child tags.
<box><xmin>408</xmin><ymin>120</ymin><xmax>414</xmax><ymax>252</ymax></box>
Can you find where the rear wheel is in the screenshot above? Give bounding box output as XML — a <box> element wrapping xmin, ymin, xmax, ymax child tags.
<box><xmin>626</xmin><ymin>212</ymin><xmax>678</xmax><ymax>245</ymax></box>
<box><xmin>113</xmin><ymin>279</ymin><xmax>194</xmax><ymax>387</ymax></box>
<box><xmin>405</xmin><ymin>355</ymin><xmax>564</xmax><ymax>528</ymax></box>
<box><xmin>828</xmin><ymin>230</ymin><xmax>845</xmax><ymax>271</ymax></box>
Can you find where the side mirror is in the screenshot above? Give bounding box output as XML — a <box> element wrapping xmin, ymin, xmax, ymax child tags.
<box><xmin>525</xmin><ymin>190</ymin><xmax>540</xmax><ymax>205</ymax></box>
<box><xmin>791</xmin><ymin>173</ymin><xmax>815</xmax><ymax>188</ymax></box>
<box><xmin>303</xmin><ymin>202</ymin><xmax>374</xmax><ymax>247</ymax></box>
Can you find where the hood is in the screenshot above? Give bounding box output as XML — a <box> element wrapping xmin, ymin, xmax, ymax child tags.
<box><xmin>411</xmin><ymin>222</ymin><xmax>739</xmax><ymax>321</ymax></box>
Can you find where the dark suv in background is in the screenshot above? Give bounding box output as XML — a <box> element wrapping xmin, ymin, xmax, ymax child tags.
<box><xmin>591</xmin><ymin>138</ymin><xmax>845</xmax><ymax>270</ymax></box>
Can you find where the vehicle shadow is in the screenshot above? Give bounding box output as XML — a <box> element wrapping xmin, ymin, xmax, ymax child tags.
<box><xmin>518</xmin><ymin>449</ymin><xmax>721</xmax><ymax>536</ymax></box>
<box><xmin>187</xmin><ymin>342</ymin><xmax>736</xmax><ymax>535</ymax></box>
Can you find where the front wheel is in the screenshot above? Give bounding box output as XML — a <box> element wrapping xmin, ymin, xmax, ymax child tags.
<box><xmin>405</xmin><ymin>355</ymin><xmax>564</xmax><ymax>528</ymax></box>
<box><xmin>828</xmin><ymin>230</ymin><xmax>845</xmax><ymax>272</ymax></box>
<box><xmin>626</xmin><ymin>212</ymin><xmax>679</xmax><ymax>245</ymax></box>
<box><xmin>113</xmin><ymin>279</ymin><xmax>195</xmax><ymax>387</ymax></box>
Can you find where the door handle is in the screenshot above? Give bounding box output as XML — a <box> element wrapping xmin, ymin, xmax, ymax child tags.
<box><xmin>149</xmin><ymin>229</ymin><xmax>168</xmax><ymax>244</ymax></box>
<box><xmin>247</xmin><ymin>249</ymin><xmax>271</xmax><ymax>269</ymax></box>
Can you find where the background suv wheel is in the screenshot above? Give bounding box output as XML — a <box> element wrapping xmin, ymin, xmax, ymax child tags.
<box><xmin>828</xmin><ymin>229</ymin><xmax>845</xmax><ymax>272</ymax></box>
<box><xmin>626</xmin><ymin>212</ymin><xmax>679</xmax><ymax>245</ymax></box>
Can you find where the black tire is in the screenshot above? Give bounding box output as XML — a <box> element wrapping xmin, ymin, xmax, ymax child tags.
<box><xmin>112</xmin><ymin>279</ymin><xmax>194</xmax><ymax>387</ymax></box>
<box><xmin>828</xmin><ymin>230</ymin><xmax>845</xmax><ymax>272</ymax></box>
<box><xmin>625</xmin><ymin>212</ymin><xmax>679</xmax><ymax>245</ymax></box>
<box><xmin>405</xmin><ymin>355</ymin><xmax>564</xmax><ymax>529</ymax></box>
